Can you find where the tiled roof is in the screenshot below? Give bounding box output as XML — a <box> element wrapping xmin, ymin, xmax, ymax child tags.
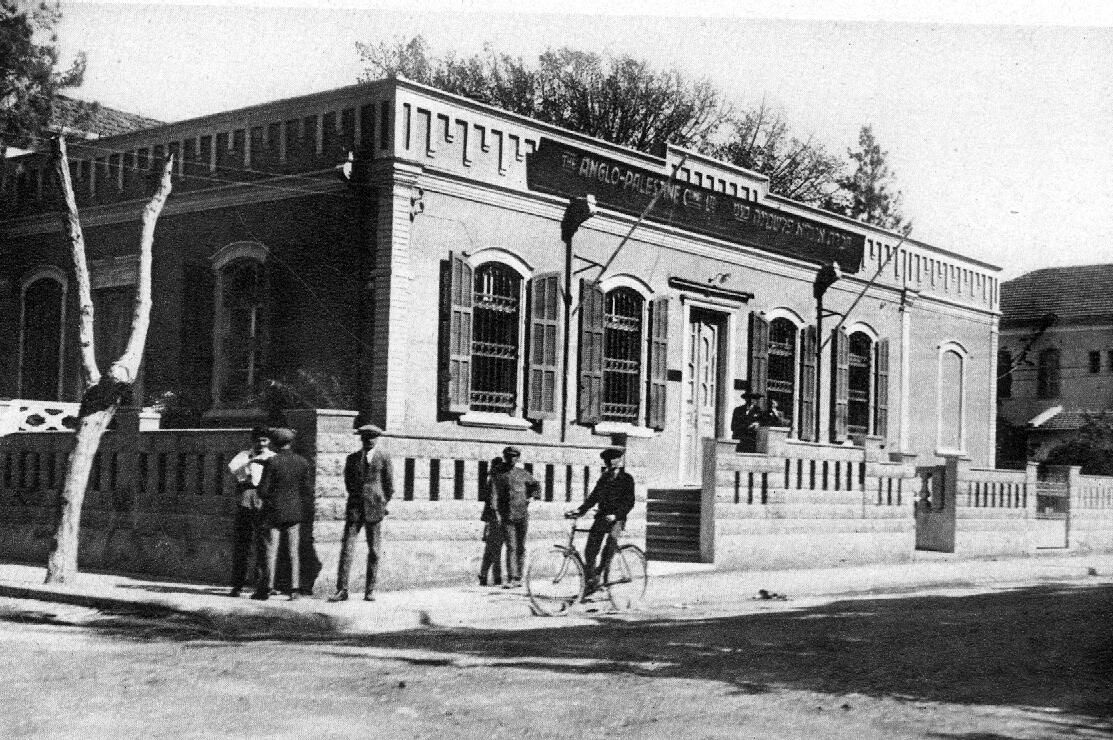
<box><xmin>51</xmin><ymin>95</ymin><xmax>163</xmax><ymax>138</ymax></box>
<box><xmin>1029</xmin><ymin>408</ymin><xmax>1113</xmax><ymax>431</ymax></box>
<box><xmin>1000</xmin><ymin>264</ymin><xmax>1113</xmax><ymax>325</ymax></box>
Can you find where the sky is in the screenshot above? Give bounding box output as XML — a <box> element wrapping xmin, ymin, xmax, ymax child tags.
<box><xmin>53</xmin><ymin>0</ymin><xmax>1113</xmax><ymax>279</ymax></box>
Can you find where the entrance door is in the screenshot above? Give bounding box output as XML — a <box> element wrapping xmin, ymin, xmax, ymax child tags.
<box><xmin>683</xmin><ymin>309</ymin><xmax>724</xmax><ymax>482</ymax></box>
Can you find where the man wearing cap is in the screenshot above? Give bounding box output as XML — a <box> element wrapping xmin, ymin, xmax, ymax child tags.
<box><xmin>565</xmin><ymin>448</ymin><xmax>636</xmax><ymax>591</ymax></box>
<box><xmin>227</xmin><ymin>426</ymin><xmax>275</xmax><ymax>597</ymax></box>
<box><xmin>489</xmin><ymin>446</ymin><xmax>541</xmax><ymax>588</ymax></box>
<box><xmin>329</xmin><ymin>423</ymin><xmax>394</xmax><ymax>602</ymax></box>
<box><xmin>254</xmin><ymin>427</ymin><xmax>312</xmax><ymax>601</ymax></box>
<box><xmin>731</xmin><ymin>389</ymin><xmax>765</xmax><ymax>453</ymax></box>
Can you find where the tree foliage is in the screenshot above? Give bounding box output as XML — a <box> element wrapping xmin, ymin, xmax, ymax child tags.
<box><xmin>358</xmin><ymin>36</ymin><xmax>912</xmax><ymax>221</ymax></box>
<box><xmin>358</xmin><ymin>36</ymin><xmax>727</xmax><ymax>153</ymax></box>
<box><xmin>1043</xmin><ymin>414</ymin><xmax>1113</xmax><ymax>476</ymax></box>
<box><xmin>705</xmin><ymin>100</ymin><xmax>845</xmax><ymax>204</ymax></box>
<box><xmin>824</xmin><ymin>125</ymin><xmax>910</xmax><ymax>233</ymax></box>
<box><xmin>0</xmin><ymin>0</ymin><xmax>85</xmax><ymax>149</ymax></box>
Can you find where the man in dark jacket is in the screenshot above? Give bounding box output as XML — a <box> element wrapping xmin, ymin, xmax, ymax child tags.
<box><xmin>329</xmin><ymin>423</ymin><xmax>394</xmax><ymax>602</ymax></box>
<box><xmin>730</xmin><ymin>390</ymin><xmax>765</xmax><ymax>452</ymax></box>
<box><xmin>478</xmin><ymin>455</ymin><xmax>507</xmax><ymax>587</ymax></box>
<box><xmin>489</xmin><ymin>446</ymin><xmax>540</xmax><ymax>588</ymax></box>
<box><xmin>254</xmin><ymin>427</ymin><xmax>312</xmax><ymax>601</ymax></box>
<box><xmin>565</xmin><ymin>447</ymin><xmax>636</xmax><ymax>590</ymax></box>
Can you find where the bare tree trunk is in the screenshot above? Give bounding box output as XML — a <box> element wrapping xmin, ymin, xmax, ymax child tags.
<box><xmin>44</xmin><ymin>137</ymin><xmax>173</xmax><ymax>585</ymax></box>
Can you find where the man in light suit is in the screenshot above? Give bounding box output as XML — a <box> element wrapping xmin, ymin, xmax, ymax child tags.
<box><xmin>329</xmin><ymin>423</ymin><xmax>394</xmax><ymax>602</ymax></box>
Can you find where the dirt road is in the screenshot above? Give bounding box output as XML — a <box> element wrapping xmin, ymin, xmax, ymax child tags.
<box><xmin>1</xmin><ymin>580</ymin><xmax>1110</xmax><ymax>739</ymax></box>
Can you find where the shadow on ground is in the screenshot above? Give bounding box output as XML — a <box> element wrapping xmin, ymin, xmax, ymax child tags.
<box><xmin>3</xmin><ymin>582</ymin><xmax>1112</xmax><ymax>723</ymax></box>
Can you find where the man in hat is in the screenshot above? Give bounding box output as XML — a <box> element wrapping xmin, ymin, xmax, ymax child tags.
<box><xmin>329</xmin><ymin>423</ymin><xmax>394</xmax><ymax>602</ymax></box>
<box><xmin>565</xmin><ymin>448</ymin><xmax>636</xmax><ymax>591</ymax></box>
<box><xmin>478</xmin><ymin>454</ymin><xmax>508</xmax><ymax>587</ymax></box>
<box><xmin>254</xmin><ymin>427</ymin><xmax>311</xmax><ymax>601</ymax></box>
<box><xmin>730</xmin><ymin>389</ymin><xmax>766</xmax><ymax>453</ymax></box>
<box><xmin>227</xmin><ymin>425</ymin><xmax>275</xmax><ymax>597</ymax></box>
<box><xmin>489</xmin><ymin>446</ymin><xmax>541</xmax><ymax>588</ymax></box>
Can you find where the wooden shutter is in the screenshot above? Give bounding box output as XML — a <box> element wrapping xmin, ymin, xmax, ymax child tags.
<box><xmin>647</xmin><ymin>297</ymin><xmax>669</xmax><ymax>430</ymax></box>
<box><xmin>747</xmin><ymin>312</ymin><xmax>769</xmax><ymax>398</ymax></box>
<box><xmin>831</xmin><ymin>325</ymin><xmax>850</xmax><ymax>442</ymax></box>
<box><xmin>799</xmin><ymin>325</ymin><xmax>817</xmax><ymax>442</ymax></box>
<box><xmin>874</xmin><ymin>337</ymin><xmax>890</xmax><ymax>440</ymax></box>
<box><xmin>443</xmin><ymin>252</ymin><xmax>473</xmax><ymax>414</ymax></box>
<box><xmin>577</xmin><ymin>279</ymin><xmax>604</xmax><ymax>425</ymax></box>
<box><xmin>526</xmin><ymin>272</ymin><xmax>560</xmax><ymax>420</ymax></box>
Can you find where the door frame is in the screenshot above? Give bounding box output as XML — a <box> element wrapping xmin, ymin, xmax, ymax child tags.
<box><xmin>677</xmin><ymin>296</ymin><xmax>738</xmax><ymax>484</ymax></box>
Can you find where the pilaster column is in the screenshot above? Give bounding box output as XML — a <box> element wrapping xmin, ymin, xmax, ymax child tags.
<box><xmin>898</xmin><ymin>288</ymin><xmax>919</xmax><ymax>453</ymax></box>
<box><xmin>988</xmin><ymin>316</ymin><xmax>1000</xmax><ymax>466</ymax></box>
<box><xmin>364</xmin><ymin>160</ymin><xmax>422</xmax><ymax>429</ymax></box>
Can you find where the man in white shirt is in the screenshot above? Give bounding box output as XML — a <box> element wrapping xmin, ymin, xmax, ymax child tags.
<box><xmin>227</xmin><ymin>425</ymin><xmax>275</xmax><ymax>597</ymax></box>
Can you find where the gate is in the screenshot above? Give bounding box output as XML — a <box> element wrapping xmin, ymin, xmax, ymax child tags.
<box><xmin>1034</xmin><ymin>470</ymin><xmax>1070</xmax><ymax>548</ymax></box>
<box><xmin>915</xmin><ymin>464</ymin><xmax>955</xmax><ymax>552</ymax></box>
<box><xmin>646</xmin><ymin>487</ymin><xmax>706</xmax><ymax>562</ymax></box>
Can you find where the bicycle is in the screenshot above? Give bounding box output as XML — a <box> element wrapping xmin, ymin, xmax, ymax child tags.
<box><xmin>525</xmin><ymin>520</ymin><xmax>647</xmax><ymax>616</ymax></box>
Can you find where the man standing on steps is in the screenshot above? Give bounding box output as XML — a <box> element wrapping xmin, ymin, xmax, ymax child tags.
<box><xmin>330</xmin><ymin>423</ymin><xmax>394</xmax><ymax>602</ymax></box>
<box><xmin>254</xmin><ymin>427</ymin><xmax>311</xmax><ymax>601</ymax></box>
<box><xmin>565</xmin><ymin>447</ymin><xmax>636</xmax><ymax>592</ymax></box>
<box><xmin>227</xmin><ymin>425</ymin><xmax>274</xmax><ymax>597</ymax></box>
<box><xmin>489</xmin><ymin>446</ymin><xmax>540</xmax><ymax>589</ymax></box>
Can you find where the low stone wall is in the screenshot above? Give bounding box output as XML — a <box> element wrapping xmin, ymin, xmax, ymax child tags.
<box><xmin>1067</xmin><ymin>470</ymin><xmax>1113</xmax><ymax>552</ymax></box>
<box><xmin>704</xmin><ymin>434</ymin><xmax>917</xmax><ymax>570</ymax></box>
<box><xmin>953</xmin><ymin>465</ymin><xmax>1037</xmax><ymax>556</ymax></box>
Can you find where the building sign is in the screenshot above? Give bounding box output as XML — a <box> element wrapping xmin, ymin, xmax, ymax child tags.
<box><xmin>526</xmin><ymin>138</ymin><xmax>865</xmax><ymax>273</ymax></box>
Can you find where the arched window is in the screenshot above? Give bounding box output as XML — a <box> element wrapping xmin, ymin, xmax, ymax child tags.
<box><xmin>939</xmin><ymin>348</ymin><xmax>965</xmax><ymax>451</ymax></box>
<box><xmin>602</xmin><ymin>287</ymin><xmax>644</xmax><ymax>423</ymax></box>
<box><xmin>19</xmin><ymin>271</ymin><xmax>66</xmax><ymax>400</ymax></box>
<box><xmin>847</xmin><ymin>331</ymin><xmax>873</xmax><ymax>437</ymax></box>
<box><xmin>471</xmin><ymin>263</ymin><xmax>522</xmax><ymax>413</ymax></box>
<box><xmin>1037</xmin><ymin>348</ymin><xmax>1060</xmax><ymax>399</ymax></box>
<box><xmin>211</xmin><ymin>243</ymin><xmax>270</xmax><ymax>407</ymax></box>
<box><xmin>767</xmin><ymin>318</ymin><xmax>797</xmax><ymax>429</ymax></box>
<box><xmin>997</xmin><ymin>350</ymin><xmax>1013</xmax><ymax>399</ymax></box>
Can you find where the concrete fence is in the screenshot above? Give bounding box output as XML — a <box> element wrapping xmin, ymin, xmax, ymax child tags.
<box><xmin>0</xmin><ymin>408</ymin><xmax>628</xmax><ymax>591</ymax></box>
<box><xmin>2</xmin><ymin>409</ymin><xmax>1111</xmax><ymax>590</ymax></box>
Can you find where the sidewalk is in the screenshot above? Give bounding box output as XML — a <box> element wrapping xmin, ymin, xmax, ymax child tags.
<box><xmin>1</xmin><ymin>551</ymin><xmax>1110</xmax><ymax>635</ymax></box>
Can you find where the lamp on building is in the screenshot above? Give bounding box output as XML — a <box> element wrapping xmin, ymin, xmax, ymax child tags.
<box><xmin>813</xmin><ymin>260</ymin><xmax>842</xmax><ymax>442</ymax></box>
<box><xmin>559</xmin><ymin>195</ymin><xmax>597</xmax><ymax>442</ymax></box>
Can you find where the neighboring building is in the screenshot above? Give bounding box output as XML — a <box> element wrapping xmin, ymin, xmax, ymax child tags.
<box><xmin>997</xmin><ymin>264</ymin><xmax>1113</xmax><ymax>461</ymax></box>
<box><xmin>0</xmin><ymin>77</ymin><xmax>1003</xmax><ymax>487</ymax></box>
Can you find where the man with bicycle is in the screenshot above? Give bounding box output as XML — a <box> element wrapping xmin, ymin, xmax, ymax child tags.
<box><xmin>565</xmin><ymin>447</ymin><xmax>636</xmax><ymax>592</ymax></box>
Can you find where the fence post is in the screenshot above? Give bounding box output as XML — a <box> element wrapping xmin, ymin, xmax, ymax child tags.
<box><xmin>700</xmin><ymin>439</ymin><xmax>719</xmax><ymax>563</ymax></box>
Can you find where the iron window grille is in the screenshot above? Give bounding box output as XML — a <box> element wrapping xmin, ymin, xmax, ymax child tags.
<box><xmin>471</xmin><ymin>263</ymin><xmax>521</xmax><ymax>413</ymax></box>
<box><xmin>767</xmin><ymin>318</ymin><xmax>797</xmax><ymax>430</ymax></box>
<box><xmin>847</xmin><ymin>332</ymin><xmax>872</xmax><ymax>437</ymax></box>
<box><xmin>602</xmin><ymin>288</ymin><xmax>643</xmax><ymax>423</ymax></box>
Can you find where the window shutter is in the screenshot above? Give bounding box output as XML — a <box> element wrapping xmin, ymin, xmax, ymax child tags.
<box><xmin>747</xmin><ymin>312</ymin><xmax>769</xmax><ymax>398</ymax></box>
<box><xmin>647</xmin><ymin>296</ymin><xmax>669</xmax><ymax>430</ymax></box>
<box><xmin>799</xmin><ymin>325</ymin><xmax>817</xmax><ymax>442</ymax></box>
<box><xmin>443</xmin><ymin>252</ymin><xmax>472</xmax><ymax>414</ymax></box>
<box><xmin>831</xmin><ymin>325</ymin><xmax>850</xmax><ymax>442</ymax></box>
<box><xmin>526</xmin><ymin>272</ymin><xmax>561</xmax><ymax>420</ymax></box>
<box><xmin>577</xmin><ymin>279</ymin><xmax>604</xmax><ymax>425</ymax></box>
<box><xmin>874</xmin><ymin>338</ymin><xmax>890</xmax><ymax>440</ymax></box>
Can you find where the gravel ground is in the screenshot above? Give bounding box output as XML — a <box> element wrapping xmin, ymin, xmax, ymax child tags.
<box><xmin>0</xmin><ymin>579</ymin><xmax>1111</xmax><ymax>739</ymax></box>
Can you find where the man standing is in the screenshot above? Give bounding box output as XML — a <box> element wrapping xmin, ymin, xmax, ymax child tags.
<box><xmin>730</xmin><ymin>389</ymin><xmax>765</xmax><ymax>453</ymax></box>
<box><xmin>254</xmin><ymin>427</ymin><xmax>312</xmax><ymax>601</ymax></box>
<box><xmin>330</xmin><ymin>424</ymin><xmax>394</xmax><ymax>602</ymax></box>
<box><xmin>489</xmin><ymin>446</ymin><xmax>540</xmax><ymax>589</ymax></box>
<box><xmin>227</xmin><ymin>425</ymin><xmax>275</xmax><ymax>597</ymax></box>
<box><xmin>565</xmin><ymin>448</ymin><xmax>636</xmax><ymax>591</ymax></box>
<box><xmin>478</xmin><ymin>455</ymin><xmax>507</xmax><ymax>587</ymax></box>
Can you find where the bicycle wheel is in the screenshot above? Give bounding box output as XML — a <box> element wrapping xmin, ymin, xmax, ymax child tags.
<box><xmin>605</xmin><ymin>545</ymin><xmax>648</xmax><ymax>612</ymax></box>
<box><xmin>525</xmin><ymin>546</ymin><xmax>585</xmax><ymax>616</ymax></box>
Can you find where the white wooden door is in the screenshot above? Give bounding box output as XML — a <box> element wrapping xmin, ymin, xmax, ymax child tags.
<box><xmin>684</xmin><ymin>310</ymin><xmax>722</xmax><ymax>482</ymax></box>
